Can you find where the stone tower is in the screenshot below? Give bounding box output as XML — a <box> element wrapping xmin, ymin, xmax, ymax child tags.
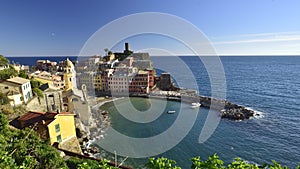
<box><xmin>63</xmin><ymin>58</ymin><xmax>74</xmax><ymax>91</ymax></box>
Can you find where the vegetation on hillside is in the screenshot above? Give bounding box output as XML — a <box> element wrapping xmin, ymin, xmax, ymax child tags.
<box><xmin>18</xmin><ymin>70</ymin><xmax>29</xmax><ymax>79</ymax></box>
<box><xmin>30</xmin><ymin>79</ymin><xmax>44</xmax><ymax>98</ymax></box>
<box><xmin>0</xmin><ymin>113</ymin><xmax>67</xmax><ymax>169</ymax></box>
<box><xmin>0</xmin><ymin>55</ymin><xmax>9</xmax><ymax>66</ymax></box>
<box><xmin>0</xmin><ymin>55</ymin><xmax>17</xmax><ymax>80</ymax></box>
<box><xmin>0</xmin><ymin>66</ymin><xmax>18</xmax><ymax>81</ymax></box>
<box><xmin>146</xmin><ymin>155</ymin><xmax>300</xmax><ymax>169</ymax></box>
<box><xmin>0</xmin><ymin>113</ymin><xmax>120</xmax><ymax>169</ymax></box>
<box><xmin>0</xmin><ymin>92</ymin><xmax>9</xmax><ymax>105</ymax></box>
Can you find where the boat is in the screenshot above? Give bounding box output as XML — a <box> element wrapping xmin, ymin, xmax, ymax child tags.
<box><xmin>191</xmin><ymin>102</ymin><xmax>201</xmax><ymax>108</ymax></box>
<box><xmin>167</xmin><ymin>110</ymin><xmax>176</xmax><ymax>114</ymax></box>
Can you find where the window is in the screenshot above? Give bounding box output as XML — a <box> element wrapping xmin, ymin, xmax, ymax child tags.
<box><xmin>55</xmin><ymin>124</ymin><xmax>60</xmax><ymax>133</ymax></box>
<box><xmin>56</xmin><ymin>135</ymin><xmax>62</xmax><ymax>143</ymax></box>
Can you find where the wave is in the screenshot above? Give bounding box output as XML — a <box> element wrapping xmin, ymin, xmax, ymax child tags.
<box><xmin>245</xmin><ymin>107</ymin><xmax>265</xmax><ymax>119</ymax></box>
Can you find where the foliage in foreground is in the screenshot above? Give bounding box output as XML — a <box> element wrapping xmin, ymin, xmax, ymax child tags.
<box><xmin>1</xmin><ymin>112</ymin><xmax>300</xmax><ymax>169</ymax></box>
<box><xmin>0</xmin><ymin>113</ymin><xmax>67</xmax><ymax>169</ymax></box>
<box><xmin>146</xmin><ymin>154</ymin><xmax>300</xmax><ymax>169</ymax></box>
<box><xmin>66</xmin><ymin>157</ymin><xmax>119</xmax><ymax>169</ymax></box>
<box><xmin>0</xmin><ymin>113</ymin><xmax>120</xmax><ymax>169</ymax></box>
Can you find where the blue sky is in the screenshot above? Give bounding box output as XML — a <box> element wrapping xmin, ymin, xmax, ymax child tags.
<box><xmin>1</xmin><ymin>0</ymin><xmax>300</xmax><ymax>56</ymax></box>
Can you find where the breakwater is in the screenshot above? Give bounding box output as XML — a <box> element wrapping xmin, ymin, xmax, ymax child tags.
<box><xmin>150</xmin><ymin>89</ymin><xmax>256</xmax><ymax>120</ymax></box>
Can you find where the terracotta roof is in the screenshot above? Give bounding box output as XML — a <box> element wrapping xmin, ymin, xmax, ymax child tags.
<box><xmin>44</xmin><ymin>119</ymin><xmax>55</xmax><ymax>126</ymax></box>
<box><xmin>11</xmin><ymin>111</ymin><xmax>73</xmax><ymax>129</ymax></box>
<box><xmin>18</xmin><ymin>111</ymin><xmax>46</xmax><ymax>121</ymax></box>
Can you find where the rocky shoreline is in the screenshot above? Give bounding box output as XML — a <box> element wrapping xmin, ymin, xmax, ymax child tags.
<box><xmin>74</xmin><ymin>98</ymin><xmax>121</xmax><ymax>157</ymax></box>
<box><xmin>151</xmin><ymin>89</ymin><xmax>258</xmax><ymax>121</ymax></box>
<box><xmin>75</xmin><ymin>109</ymin><xmax>111</xmax><ymax>156</ymax></box>
<box><xmin>198</xmin><ymin>95</ymin><xmax>258</xmax><ymax>120</ymax></box>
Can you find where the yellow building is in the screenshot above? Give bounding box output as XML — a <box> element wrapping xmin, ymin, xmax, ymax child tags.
<box><xmin>11</xmin><ymin>111</ymin><xmax>76</xmax><ymax>145</ymax></box>
<box><xmin>31</xmin><ymin>75</ymin><xmax>52</xmax><ymax>85</ymax></box>
<box><xmin>77</xmin><ymin>72</ymin><xmax>102</xmax><ymax>92</ymax></box>
<box><xmin>93</xmin><ymin>72</ymin><xmax>102</xmax><ymax>91</ymax></box>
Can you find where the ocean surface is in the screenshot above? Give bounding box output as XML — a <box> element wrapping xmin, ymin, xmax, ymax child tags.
<box><xmin>7</xmin><ymin>56</ymin><xmax>78</xmax><ymax>66</ymax></box>
<box><xmin>8</xmin><ymin>56</ymin><xmax>300</xmax><ymax>168</ymax></box>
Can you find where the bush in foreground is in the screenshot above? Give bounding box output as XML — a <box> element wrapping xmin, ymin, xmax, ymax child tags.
<box><xmin>146</xmin><ymin>154</ymin><xmax>300</xmax><ymax>169</ymax></box>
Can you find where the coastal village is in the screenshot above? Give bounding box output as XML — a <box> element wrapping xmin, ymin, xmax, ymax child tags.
<box><xmin>0</xmin><ymin>43</ymin><xmax>183</xmax><ymax>165</ymax></box>
<box><xmin>0</xmin><ymin>43</ymin><xmax>255</xmax><ymax>167</ymax></box>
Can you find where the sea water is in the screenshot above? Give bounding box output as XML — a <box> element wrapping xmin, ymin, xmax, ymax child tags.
<box><xmin>99</xmin><ymin>56</ymin><xmax>300</xmax><ymax>168</ymax></box>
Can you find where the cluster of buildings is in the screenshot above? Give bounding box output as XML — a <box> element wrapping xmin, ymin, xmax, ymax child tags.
<box><xmin>76</xmin><ymin>43</ymin><xmax>158</xmax><ymax>96</ymax></box>
<box><xmin>0</xmin><ymin>43</ymin><xmax>174</xmax><ymax>153</ymax></box>
<box><xmin>31</xmin><ymin>58</ymin><xmax>76</xmax><ymax>91</ymax></box>
<box><xmin>2</xmin><ymin>43</ymin><xmax>173</xmax><ymax>101</ymax></box>
<box><xmin>1</xmin><ymin>57</ymin><xmax>78</xmax><ymax>150</ymax></box>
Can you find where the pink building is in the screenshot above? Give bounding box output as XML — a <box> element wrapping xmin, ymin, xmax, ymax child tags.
<box><xmin>129</xmin><ymin>70</ymin><xmax>150</xmax><ymax>95</ymax></box>
<box><xmin>52</xmin><ymin>75</ymin><xmax>64</xmax><ymax>90</ymax></box>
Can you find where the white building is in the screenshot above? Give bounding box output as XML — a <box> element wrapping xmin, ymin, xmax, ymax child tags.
<box><xmin>6</xmin><ymin>90</ymin><xmax>22</xmax><ymax>106</ymax></box>
<box><xmin>0</xmin><ymin>77</ymin><xmax>33</xmax><ymax>104</ymax></box>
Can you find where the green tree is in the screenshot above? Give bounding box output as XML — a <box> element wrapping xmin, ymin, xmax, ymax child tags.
<box><xmin>145</xmin><ymin>157</ymin><xmax>181</xmax><ymax>169</ymax></box>
<box><xmin>32</xmin><ymin>87</ymin><xmax>44</xmax><ymax>98</ymax></box>
<box><xmin>0</xmin><ymin>55</ymin><xmax>18</xmax><ymax>80</ymax></box>
<box><xmin>0</xmin><ymin>113</ymin><xmax>67</xmax><ymax>169</ymax></box>
<box><xmin>227</xmin><ymin>158</ymin><xmax>259</xmax><ymax>169</ymax></box>
<box><xmin>0</xmin><ymin>55</ymin><xmax>9</xmax><ymax>66</ymax></box>
<box><xmin>191</xmin><ymin>154</ymin><xmax>224</xmax><ymax>169</ymax></box>
<box><xmin>0</xmin><ymin>66</ymin><xmax>18</xmax><ymax>80</ymax></box>
<box><xmin>0</xmin><ymin>113</ymin><xmax>9</xmax><ymax>133</ymax></box>
<box><xmin>30</xmin><ymin>79</ymin><xmax>41</xmax><ymax>88</ymax></box>
<box><xmin>0</xmin><ymin>92</ymin><xmax>9</xmax><ymax>105</ymax></box>
<box><xmin>66</xmin><ymin>157</ymin><xmax>119</xmax><ymax>169</ymax></box>
<box><xmin>146</xmin><ymin>155</ymin><xmax>300</xmax><ymax>169</ymax></box>
<box><xmin>18</xmin><ymin>70</ymin><xmax>28</xmax><ymax>79</ymax></box>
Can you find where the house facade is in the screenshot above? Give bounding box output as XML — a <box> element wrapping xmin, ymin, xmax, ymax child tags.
<box><xmin>11</xmin><ymin>111</ymin><xmax>76</xmax><ymax>145</ymax></box>
<box><xmin>0</xmin><ymin>77</ymin><xmax>33</xmax><ymax>104</ymax></box>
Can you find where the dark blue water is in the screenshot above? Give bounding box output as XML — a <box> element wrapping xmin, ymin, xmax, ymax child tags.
<box><xmin>7</xmin><ymin>56</ymin><xmax>78</xmax><ymax>66</ymax></box>
<box><xmin>8</xmin><ymin>56</ymin><xmax>300</xmax><ymax>168</ymax></box>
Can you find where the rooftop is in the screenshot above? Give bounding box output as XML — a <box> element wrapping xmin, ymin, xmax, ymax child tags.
<box><xmin>138</xmin><ymin>70</ymin><xmax>148</xmax><ymax>75</ymax></box>
<box><xmin>10</xmin><ymin>111</ymin><xmax>74</xmax><ymax>129</ymax></box>
<box><xmin>6</xmin><ymin>77</ymin><xmax>30</xmax><ymax>85</ymax></box>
